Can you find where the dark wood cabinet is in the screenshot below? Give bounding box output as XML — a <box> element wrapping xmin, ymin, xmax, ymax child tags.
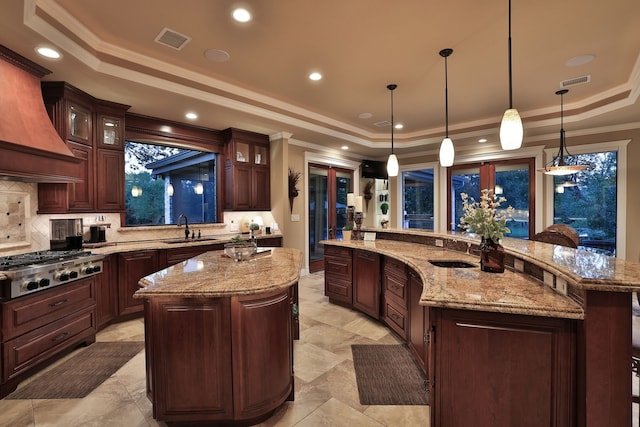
<box><xmin>223</xmin><ymin>128</ymin><xmax>270</xmax><ymax>211</ymax></box>
<box><xmin>432</xmin><ymin>308</ymin><xmax>575</xmax><ymax>427</ymax></box>
<box><xmin>117</xmin><ymin>250</ymin><xmax>162</xmax><ymax>317</ymax></box>
<box><xmin>96</xmin><ymin>255</ymin><xmax>117</xmax><ymax>330</ymax></box>
<box><xmin>353</xmin><ymin>249</ymin><xmax>380</xmax><ymax>318</ymax></box>
<box><xmin>382</xmin><ymin>257</ymin><xmax>409</xmax><ymax>339</ymax></box>
<box><xmin>324</xmin><ymin>245</ymin><xmax>353</xmax><ymax>305</ymax></box>
<box><xmin>0</xmin><ymin>278</ymin><xmax>97</xmax><ymax>397</ymax></box>
<box><xmin>96</xmin><ymin>148</ymin><xmax>124</xmax><ymax>211</ymax></box>
<box><xmin>144</xmin><ymin>288</ymin><xmax>294</xmax><ymax>424</ymax></box>
<box><xmin>38</xmin><ymin>82</ymin><xmax>130</xmax><ymax>214</ymax></box>
<box><xmin>408</xmin><ymin>270</ymin><xmax>429</xmax><ymax>375</ymax></box>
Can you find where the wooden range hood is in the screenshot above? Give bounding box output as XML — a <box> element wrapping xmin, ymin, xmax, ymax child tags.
<box><xmin>0</xmin><ymin>45</ymin><xmax>81</xmax><ymax>183</ymax></box>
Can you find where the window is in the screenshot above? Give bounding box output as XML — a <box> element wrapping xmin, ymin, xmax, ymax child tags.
<box><xmin>553</xmin><ymin>151</ymin><xmax>617</xmax><ymax>255</ymax></box>
<box><xmin>449</xmin><ymin>158</ymin><xmax>535</xmax><ymax>239</ymax></box>
<box><xmin>402</xmin><ymin>169</ymin><xmax>435</xmax><ymax>230</ymax></box>
<box><xmin>125</xmin><ymin>141</ymin><xmax>217</xmax><ymax>226</ymax></box>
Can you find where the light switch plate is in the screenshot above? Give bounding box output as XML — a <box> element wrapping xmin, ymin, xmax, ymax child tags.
<box><xmin>543</xmin><ymin>271</ymin><xmax>554</xmax><ymax>288</ymax></box>
<box><xmin>290</xmin><ymin>214</ymin><xmax>300</xmax><ymax>222</ymax></box>
<box><xmin>435</xmin><ymin>239</ymin><xmax>444</xmax><ymax>247</ymax></box>
<box><xmin>514</xmin><ymin>259</ymin><xmax>524</xmax><ymax>272</ymax></box>
<box><xmin>555</xmin><ymin>278</ymin><xmax>568</xmax><ymax>295</ymax></box>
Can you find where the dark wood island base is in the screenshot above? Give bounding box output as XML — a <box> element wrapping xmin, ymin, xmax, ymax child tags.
<box><xmin>135</xmin><ymin>248</ymin><xmax>302</xmax><ymax>426</ymax></box>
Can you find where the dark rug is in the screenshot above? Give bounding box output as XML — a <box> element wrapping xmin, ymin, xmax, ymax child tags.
<box><xmin>351</xmin><ymin>344</ymin><xmax>429</xmax><ymax>405</ymax></box>
<box><xmin>6</xmin><ymin>341</ymin><xmax>145</xmax><ymax>399</ymax></box>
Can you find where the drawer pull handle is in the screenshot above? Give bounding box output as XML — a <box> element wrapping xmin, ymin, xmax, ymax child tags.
<box><xmin>49</xmin><ymin>299</ymin><xmax>69</xmax><ymax>307</ymax></box>
<box><xmin>51</xmin><ymin>332</ymin><xmax>69</xmax><ymax>342</ymax></box>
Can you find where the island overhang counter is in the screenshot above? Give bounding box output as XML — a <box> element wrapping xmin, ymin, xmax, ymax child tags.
<box><xmin>134</xmin><ymin>247</ymin><xmax>302</xmax><ymax>426</ymax></box>
<box><xmin>321</xmin><ymin>230</ymin><xmax>639</xmax><ymax>427</ymax></box>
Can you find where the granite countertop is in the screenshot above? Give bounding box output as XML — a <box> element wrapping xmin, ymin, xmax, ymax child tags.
<box><xmin>134</xmin><ymin>247</ymin><xmax>302</xmax><ymax>299</ymax></box>
<box><xmin>365</xmin><ymin>228</ymin><xmax>640</xmax><ymax>291</ymax></box>
<box><xmin>321</xmin><ymin>239</ymin><xmax>584</xmax><ymax>320</ymax></box>
<box><xmin>86</xmin><ymin>233</ymin><xmax>282</xmax><ymax>255</ymax></box>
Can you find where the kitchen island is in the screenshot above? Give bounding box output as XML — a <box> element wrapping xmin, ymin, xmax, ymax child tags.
<box><xmin>322</xmin><ymin>230</ymin><xmax>640</xmax><ymax>427</ymax></box>
<box><xmin>134</xmin><ymin>247</ymin><xmax>302</xmax><ymax>426</ymax></box>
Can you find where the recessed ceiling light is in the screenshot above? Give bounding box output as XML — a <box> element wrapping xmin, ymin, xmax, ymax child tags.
<box><xmin>309</xmin><ymin>72</ymin><xmax>322</xmax><ymax>81</ymax></box>
<box><xmin>204</xmin><ymin>49</ymin><xmax>230</xmax><ymax>62</ymax></box>
<box><xmin>185</xmin><ymin>112</ymin><xmax>198</xmax><ymax>120</ymax></box>
<box><xmin>394</xmin><ymin>123</ymin><xmax>403</xmax><ymax>129</ymax></box>
<box><xmin>36</xmin><ymin>46</ymin><xmax>61</xmax><ymax>59</ymax></box>
<box><xmin>358</xmin><ymin>112</ymin><xmax>372</xmax><ymax>119</ymax></box>
<box><xmin>566</xmin><ymin>55</ymin><xmax>595</xmax><ymax>67</ymax></box>
<box><xmin>478</xmin><ymin>138</ymin><xmax>488</xmax><ymax>143</ymax></box>
<box><xmin>232</xmin><ymin>8</ymin><xmax>252</xmax><ymax>23</ymax></box>
<box><xmin>341</xmin><ymin>145</ymin><xmax>349</xmax><ymax>150</ymax></box>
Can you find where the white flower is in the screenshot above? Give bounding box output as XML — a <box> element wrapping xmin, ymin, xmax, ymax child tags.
<box><xmin>459</xmin><ymin>189</ymin><xmax>514</xmax><ymax>243</ymax></box>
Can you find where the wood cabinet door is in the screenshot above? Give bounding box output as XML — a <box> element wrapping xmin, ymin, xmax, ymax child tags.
<box><xmin>232</xmin><ymin>163</ymin><xmax>252</xmax><ymax>210</ymax></box>
<box><xmin>324</xmin><ymin>247</ymin><xmax>353</xmax><ymax>305</ymax></box>
<box><xmin>149</xmin><ymin>297</ymin><xmax>233</xmax><ymax>420</ymax></box>
<box><xmin>96</xmin><ymin>255</ymin><xmax>117</xmax><ymax>329</ymax></box>
<box><xmin>96</xmin><ymin>148</ymin><xmax>124</xmax><ymax>211</ymax></box>
<box><xmin>252</xmin><ymin>166</ymin><xmax>270</xmax><ymax>210</ymax></box>
<box><xmin>231</xmin><ymin>289</ymin><xmax>293</xmax><ymax>419</ymax></box>
<box><xmin>117</xmin><ymin>251</ymin><xmax>160</xmax><ymax>316</ymax></box>
<box><xmin>353</xmin><ymin>250</ymin><xmax>380</xmax><ymax>318</ymax></box>
<box><xmin>433</xmin><ymin>309</ymin><xmax>575</xmax><ymax>427</ymax></box>
<box><xmin>67</xmin><ymin>141</ymin><xmax>95</xmax><ymax>211</ymax></box>
<box><xmin>408</xmin><ymin>271</ymin><xmax>427</xmax><ymax>374</ymax></box>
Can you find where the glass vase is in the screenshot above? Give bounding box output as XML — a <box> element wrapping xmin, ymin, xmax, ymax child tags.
<box><xmin>480</xmin><ymin>237</ymin><xmax>505</xmax><ymax>273</ymax></box>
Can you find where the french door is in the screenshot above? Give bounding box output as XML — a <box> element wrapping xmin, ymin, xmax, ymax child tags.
<box><xmin>308</xmin><ymin>164</ymin><xmax>353</xmax><ymax>272</ymax></box>
<box><xmin>448</xmin><ymin>158</ymin><xmax>535</xmax><ymax>239</ymax></box>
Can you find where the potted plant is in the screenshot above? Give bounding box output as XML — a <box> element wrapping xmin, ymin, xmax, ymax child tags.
<box><xmin>459</xmin><ymin>189</ymin><xmax>514</xmax><ymax>273</ymax></box>
<box><xmin>342</xmin><ymin>224</ymin><xmax>353</xmax><ymax>241</ymax></box>
<box><xmin>380</xmin><ymin>202</ymin><xmax>389</xmax><ymax>215</ymax></box>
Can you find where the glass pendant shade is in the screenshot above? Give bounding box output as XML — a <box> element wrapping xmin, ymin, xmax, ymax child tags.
<box><xmin>194</xmin><ymin>182</ymin><xmax>204</xmax><ymax>194</ymax></box>
<box><xmin>387</xmin><ymin>154</ymin><xmax>399</xmax><ymax>177</ymax></box>
<box><xmin>167</xmin><ymin>183</ymin><xmax>174</xmax><ymax>196</ymax></box>
<box><xmin>439</xmin><ymin>137</ymin><xmax>455</xmax><ymax>167</ymax></box>
<box><xmin>500</xmin><ymin>108</ymin><xmax>523</xmax><ymax>150</ymax></box>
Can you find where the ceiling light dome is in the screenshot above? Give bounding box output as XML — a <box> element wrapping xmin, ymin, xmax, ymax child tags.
<box><xmin>232</xmin><ymin>8</ymin><xmax>252</xmax><ymax>23</ymax></box>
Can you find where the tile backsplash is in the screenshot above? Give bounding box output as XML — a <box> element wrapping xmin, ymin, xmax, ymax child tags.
<box><xmin>0</xmin><ymin>181</ymin><xmax>276</xmax><ymax>255</ymax></box>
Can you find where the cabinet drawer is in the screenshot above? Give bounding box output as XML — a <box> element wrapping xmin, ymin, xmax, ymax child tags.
<box><xmin>325</xmin><ymin>276</ymin><xmax>352</xmax><ymax>304</ymax></box>
<box><xmin>2</xmin><ymin>279</ymin><xmax>96</xmax><ymax>340</ymax></box>
<box><xmin>384</xmin><ymin>257</ymin><xmax>407</xmax><ymax>280</ymax></box>
<box><xmin>384</xmin><ymin>272</ymin><xmax>408</xmax><ymax>308</ymax></box>
<box><xmin>4</xmin><ymin>306</ymin><xmax>96</xmax><ymax>381</ymax></box>
<box><xmin>383</xmin><ymin>299</ymin><xmax>408</xmax><ymax>339</ymax></box>
<box><xmin>325</xmin><ymin>256</ymin><xmax>352</xmax><ymax>280</ymax></box>
<box><xmin>325</xmin><ymin>246</ymin><xmax>352</xmax><ymax>259</ymax></box>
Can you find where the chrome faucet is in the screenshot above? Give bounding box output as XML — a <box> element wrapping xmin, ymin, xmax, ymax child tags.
<box><xmin>177</xmin><ymin>214</ymin><xmax>189</xmax><ymax>239</ymax></box>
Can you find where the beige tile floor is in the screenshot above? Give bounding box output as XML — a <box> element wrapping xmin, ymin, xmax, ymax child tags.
<box><xmin>0</xmin><ymin>272</ymin><xmax>429</xmax><ymax>426</ymax></box>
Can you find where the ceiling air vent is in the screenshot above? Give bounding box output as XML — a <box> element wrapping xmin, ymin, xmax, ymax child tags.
<box><xmin>374</xmin><ymin>120</ymin><xmax>391</xmax><ymax>127</ymax></box>
<box><xmin>154</xmin><ymin>27</ymin><xmax>191</xmax><ymax>50</ymax></box>
<box><xmin>560</xmin><ymin>75</ymin><xmax>591</xmax><ymax>88</ymax></box>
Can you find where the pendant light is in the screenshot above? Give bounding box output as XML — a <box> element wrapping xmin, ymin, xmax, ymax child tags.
<box><xmin>386</xmin><ymin>84</ymin><xmax>399</xmax><ymax>177</ymax></box>
<box><xmin>537</xmin><ymin>89</ymin><xmax>589</xmax><ymax>175</ymax></box>
<box><xmin>439</xmin><ymin>48</ymin><xmax>455</xmax><ymax>167</ymax></box>
<box><xmin>499</xmin><ymin>0</ymin><xmax>523</xmax><ymax>150</ymax></box>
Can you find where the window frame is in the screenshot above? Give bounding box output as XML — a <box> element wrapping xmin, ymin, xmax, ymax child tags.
<box><xmin>543</xmin><ymin>139</ymin><xmax>629</xmax><ymax>258</ymax></box>
<box><xmin>397</xmin><ymin>162</ymin><xmax>439</xmax><ymax>231</ymax></box>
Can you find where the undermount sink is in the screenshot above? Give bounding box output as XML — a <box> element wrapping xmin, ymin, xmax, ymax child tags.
<box><xmin>429</xmin><ymin>260</ymin><xmax>476</xmax><ymax>269</ymax></box>
<box><xmin>163</xmin><ymin>237</ymin><xmax>219</xmax><ymax>245</ymax></box>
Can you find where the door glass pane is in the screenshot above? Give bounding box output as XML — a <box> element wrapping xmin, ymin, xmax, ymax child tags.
<box><xmin>309</xmin><ymin>167</ymin><xmax>328</xmax><ymax>264</ymax></box>
<box><xmin>553</xmin><ymin>151</ymin><xmax>617</xmax><ymax>255</ymax></box>
<box><xmin>495</xmin><ymin>164</ymin><xmax>529</xmax><ymax>238</ymax></box>
<box><xmin>451</xmin><ymin>168</ymin><xmax>479</xmax><ymax>231</ymax></box>
<box><xmin>402</xmin><ymin>169</ymin><xmax>434</xmax><ymax>230</ymax></box>
<box><xmin>335</xmin><ymin>171</ymin><xmax>351</xmax><ymax>238</ymax></box>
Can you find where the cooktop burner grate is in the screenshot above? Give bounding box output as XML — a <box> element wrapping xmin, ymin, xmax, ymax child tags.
<box><xmin>0</xmin><ymin>250</ymin><xmax>92</xmax><ymax>270</ymax></box>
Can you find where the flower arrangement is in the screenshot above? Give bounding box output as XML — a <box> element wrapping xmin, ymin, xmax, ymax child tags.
<box><xmin>459</xmin><ymin>189</ymin><xmax>514</xmax><ymax>243</ymax></box>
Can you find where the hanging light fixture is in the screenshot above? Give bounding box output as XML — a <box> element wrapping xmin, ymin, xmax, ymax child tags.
<box><xmin>131</xmin><ymin>185</ymin><xmax>142</xmax><ymax>197</ymax></box>
<box><xmin>167</xmin><ymin>182</ymin><xmax>174</xmax><ymax>196</ymax></box>
<box><xmin>386</xmin><ymin>84</ymin><xmax>399</xmax><ymax>177</ymax></box>
<box><xmin>537</xmin><ymin>89</ymin><xmax>589</xmax><ymax>175</ymax></box>
<box><xmin>194</xmin><ymin>182</ymin><xmax>204</xmax><ymax>194</ymax></box>
<box><xmin>499</xmin><ymin>0</ymin><xmax>523</xmax><ymax>150</ymax></box>
<box><xmin>439</xmin><ymin>48</ymin><xmax>455</xmax><ymax>167</ymax></box>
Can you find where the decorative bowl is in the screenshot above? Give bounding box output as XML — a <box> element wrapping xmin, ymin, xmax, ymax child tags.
<box><xmin>224</xmin><ymin>242</ymin><xmax>257</xmax><ymax>262</ymax></box>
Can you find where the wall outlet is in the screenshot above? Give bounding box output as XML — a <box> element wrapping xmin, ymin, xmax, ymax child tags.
<box><xmin>555</xmin><ymin>278</ymin><xmax>568</xmax><ymax>296</ymax></box>
<box><xmin>291</xmin><ymin>214</ymin><xmax>300</xmax><ymax>222</ymax></box>
<box><xmin>435</xmin><ymin>239</ymin><xmax>444</xmax><ymax>247</ymax></box>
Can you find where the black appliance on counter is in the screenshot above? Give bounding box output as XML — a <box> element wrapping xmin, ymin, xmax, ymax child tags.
<box><xmin>50</xmin><ymin>218</ymin><xmax>83</xmax><ymax>250</ymax></box>
<box><xmin>0</xmin><ymin>250</ymin><xmax>104</xmax><ymax>299</ymax></box>
<box><xmin>89</xmin><ymin>225</ymin><xmax>106</xmax><ymax>243</ymax></box>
